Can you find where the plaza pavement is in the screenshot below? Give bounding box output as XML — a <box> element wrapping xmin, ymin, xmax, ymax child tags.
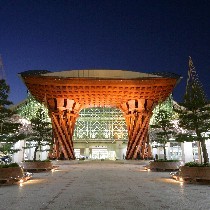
<box><xmin>0</xmin><ymin>160</ymin><xmax>210</xmax><ymax>210</ymax></box>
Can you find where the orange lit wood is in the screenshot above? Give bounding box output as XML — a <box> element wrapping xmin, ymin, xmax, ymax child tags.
<box><xmin>20</xmin><ymin>71</ymin><xmax>179</xmax><ymax>160</ymax></box>
<box><xmin>50</xmin><ymin>99</ymin><xmax>81</xmax><ymax>159</ymax></box>
<box><xmin>120</xmin><ymin>99</ymin><xmax>154</xmax><ymax>159</ymax></box>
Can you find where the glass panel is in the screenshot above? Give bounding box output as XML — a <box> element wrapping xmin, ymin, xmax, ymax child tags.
<box><xmin>73</xmin><ymin>107</ymin><xmax>128</xmax><ymax>142</ymax></box>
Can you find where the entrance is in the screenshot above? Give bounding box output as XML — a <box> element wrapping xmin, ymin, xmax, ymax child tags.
<box><xmin>92</xmin><ymin>148</ymin><xmax>108</xmax><ymax>159</ymax></box>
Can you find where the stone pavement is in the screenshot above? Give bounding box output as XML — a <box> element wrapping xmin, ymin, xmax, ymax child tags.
<box><xmin>0</xmin><ymin>160</ymin><xmax>210</xmax><ymax>210</ymax></box>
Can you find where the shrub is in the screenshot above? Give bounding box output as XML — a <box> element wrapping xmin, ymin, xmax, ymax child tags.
<box><xmin>154</xmin><ymin>159</ymin><xmax>180</xmax><ymax>162</ymax></box>
<box><xmin>184</xmin><ymin>162</ymin><xmax>210</xmax><ymax>167</ymax></box>
<box><xmin>0</xmin><ymin>162</ymin><xmax>19</xmax><ymax>168</ymax></box>
<box><xmin>23</xmin><ymin>159</ymin><xmax>51</xmax><ymax>162</ymax></box>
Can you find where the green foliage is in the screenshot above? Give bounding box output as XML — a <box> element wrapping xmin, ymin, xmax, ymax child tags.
<box><xmin>0</xmin><ymin>143</ymin><xmax>20</xmax><ymax>155</ymax></box>
<box><xmin>184</xmin><ymin>162</ymin><xmax>210</xmax><ymax>167</ymax></box>
<box><xmin>23</xmin><ymin>159</ymin><xmax>51</xmax><ymax>162</ymax></box>
<box><xmin>0</xmin><ymin>79</ymin><xmax>12</xmax><ymax>107</ymax></box>
<box><xmin>150</xmin><ymin>96</ymin><xmax>176</xmax><ymax>160</ymax></box>
<box><xmin>175</xmin><ymin>57</ymin><xmax>210</xmax><ymax>163</ymax></box>
<box><xmin>150</xmin><ymin>109</ymin><xmax>175</xmax><ymax>145</ymax></box>
<box><xmin>0</xmin><ymin>162</ymin><xmax>19</xmax><ymax>168</ymax></box>
<box><xmin>24</xmin><ymin>107</ymin><xmax>52</xmax><ymax>161</ymax></box>
<box><xmin>15</xmin><ymin>93</ymin><xmax>52</xmax><ymax>161</ymax></box>
<box><xmin>154</xmin><ymin>159</ymin><xmax>179</xmax><ymax>162</ymax></box>
<box><xmin>17</xmin><ymin>92</ymin><xmax>49</xmax><ymax>121</ymax></box>
<box><xmin>150</xmin><ymin>95</ymin><xmax>174</xmax><ymax>125</ymax></box>
<box><xmin>0</xmin><ymin>79</ymin><xmax>26</xmax><ymax>155</ymax></box>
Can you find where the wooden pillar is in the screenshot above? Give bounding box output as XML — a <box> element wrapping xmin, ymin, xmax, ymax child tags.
<box><xmin>48</xmin><ymin>98</ymin><xmax>81</xmax><ymax>160</ymax></box>
<box><xmin>53</xmin><ymin>135</ymin><xmax>60</xmax><ymax>159</ymax></box>
<box><xmin>121</xmin><ymin>99</ymin><xmax>154</xmax><ymax>160</ymax></box>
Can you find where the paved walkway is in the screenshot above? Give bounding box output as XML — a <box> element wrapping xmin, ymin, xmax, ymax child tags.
<box><xmin>1</xmin><ymin>160</ymin><xmax>210</xmax><ymax>210</ymax></box>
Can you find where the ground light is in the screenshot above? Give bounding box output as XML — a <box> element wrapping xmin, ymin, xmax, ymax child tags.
<box><xmin>17</xmin><ymin>172</ymin><xmax>33</xmax><ymax>186</ymax></box>
<box><xmin>143</xmin><ymin>165</ymin><xmax>185</xmax><ymax>186</ymax></box>
<box><xmin>170</xmin><ymin>171</ymin><xmax>180</xmax><ymax>181</ymax></box>
<box><xmin>170</xmin><ymin>171</ymin><xmax>186</xmax><ymax>186</ymax></box>
<box><xmin>21</xmin><ymin>178</ymin><xmax>46</xmax><ymax>185</ymax></box>
<box><xmin>21</xmin><ymin>168</ymin><xmax>58</xmax><ymax>186</ymax></box>
<box><xmin>19</xmin><ymin>179</ymin><xmax>24</xmax><ymax>187</ymax></box>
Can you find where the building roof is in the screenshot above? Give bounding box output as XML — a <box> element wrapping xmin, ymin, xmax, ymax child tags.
<box><xmin>40</xmin><ymin>69</ymin><xmax>161</xmax><ymax>79</ymax></box>
<box><xmin>19</xmin><ymin>69</ymin><xmax>182</xmax><ymax>81</ymax></box>
<box><xmin>19</xmin><ymin>69</ymin><xmax>181</xmax><ymax>109</ymax></box>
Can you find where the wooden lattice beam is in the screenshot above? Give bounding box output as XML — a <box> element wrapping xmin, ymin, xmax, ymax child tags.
<box><xmin>21</xmin><ymin>76</ymin><xmax>177</xmax><ymax>108</ymax></box>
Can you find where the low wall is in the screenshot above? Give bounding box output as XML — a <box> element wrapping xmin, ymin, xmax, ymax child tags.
<box><xmin>0</xmin><ymin>167</ymin><xmax>24</xmax><ymax>180</ymax></box>
<box><xmin>149</xmin><ymin>161</ymin><xmax>182</xmax><ymax>171</ymax></box>
<box><xmin>21</xmin><ymin>161</ymin><xmax>53</xmax><ymax>170</ymax></box>
<box><xmin>179</xmin><ymin>166</ymin><xmax>210</xmax><ymax>181</ymax></box>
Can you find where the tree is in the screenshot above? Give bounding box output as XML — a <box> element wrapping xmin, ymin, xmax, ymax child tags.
<box><xmin>0</xmin><ymin>79</ymin><xmax>26</xmax><ymax>155</ymax></box>
<box><xmin>150</xmin><ymin>96</ymin><xmax>175</xmax><ymax>160</ymax></box>
<box><xmin>16</xmin><ymin>92</ymin><xmax>53</xmax><ymax>161</ymax></box>
<box><xmin>175</xmin><ymin>57</ymin><xmax>210</xmax><ymax>164</ymax></box>
<box><xmin>16</xmin><ymin>92</ymin><xmax>48</xmax><ymax>121</ymax></box>
<box><xmin>24</xmin><ymin>107</ymin><xmax>53</xmax><ymax>161</ymax></box>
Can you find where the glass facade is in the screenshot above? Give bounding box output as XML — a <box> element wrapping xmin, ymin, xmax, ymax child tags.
<box><xmin>73</xmin><ymin>107</ymin><xmax>128</xmax><ymax>142</ymax></box>
<box><xmin>169</xmin><ymin>142</ymin><xmax>182</xmax><ymax>160</ymax></box>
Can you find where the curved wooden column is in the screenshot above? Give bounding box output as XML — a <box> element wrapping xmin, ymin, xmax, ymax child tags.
<box><xmin>120</xmin><ymin>99</ymin><xmax>155</xmax><ymax>160</ymax></box>
<box><xmin>51</xmin><ymin>111</ymin><xmax>77</xmax><ymax>159</ymax></box>
<box><xmin>47</xmin><ymin>98</ymin><xmax>81</xmax><ymax>160</ymax></box>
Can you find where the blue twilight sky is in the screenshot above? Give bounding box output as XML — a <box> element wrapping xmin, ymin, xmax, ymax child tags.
<box><xmin>0</xmin><ymin>0</ymin><xmax>210</xmax><ymax>104</ymax></box>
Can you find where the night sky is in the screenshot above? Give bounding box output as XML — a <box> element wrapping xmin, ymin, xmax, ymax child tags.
<box><xmin>0</xmin><ymin>0</ymin><xmax>210</xmax><ymax>104</ymax></box>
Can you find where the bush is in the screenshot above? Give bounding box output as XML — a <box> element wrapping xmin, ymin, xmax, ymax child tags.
<box><xmin>24</xmin><ymin>159</ymin><xmax>51</xmax><ymax>162</ymax></box>
<box><xmin>184</xmin><ymin>162</ymin><xmax>210</xmax><ymax>167</ymax></box>
<box><xmin>154</xmin><ymin>159</ymin><xmax>180</xmax><ymax>162</ymax></box>
<box><xmin>0</xmin><ymin>162</ymin><xmax>20</xmax><ymax>168</ymax></box>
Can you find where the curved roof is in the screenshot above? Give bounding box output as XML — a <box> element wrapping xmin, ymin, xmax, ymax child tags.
<box><xmin>40</xmin><ymin>69</ymin><xmax>161</xmax><ymax>79</ymax></box>
<box><xmin>19</xmin><ymin>69</ymin><xmax>181</xmax><ymax>110</ymax></box>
